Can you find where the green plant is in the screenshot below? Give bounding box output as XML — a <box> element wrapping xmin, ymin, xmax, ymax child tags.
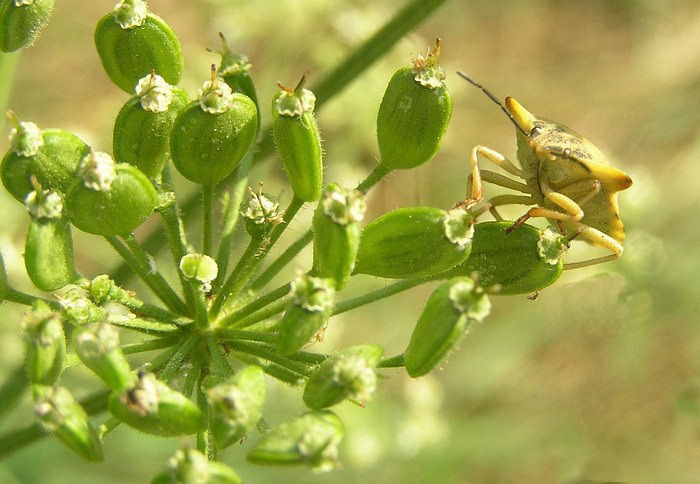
<box><xmin>0</xmin><ymin>0</ymin><xmax>580</xmax><ymax>481</ymax></box>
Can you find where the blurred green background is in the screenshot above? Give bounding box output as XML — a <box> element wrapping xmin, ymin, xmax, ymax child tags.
<box><xmin>0</xmin><ymin>0</ymin><xmax>698</xmax><ymax>483</ymax></box>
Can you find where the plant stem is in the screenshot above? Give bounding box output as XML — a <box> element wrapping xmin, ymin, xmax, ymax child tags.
<box><xmin>0</xmin><ymin>389</ymin><xmax>110</xmax><ymax>460</ymax></box>
<box><xmin>121</xmin><ymin>335</ymin><xmax>181</xmax><ymax>355</ymax></box>
<box><xmin>250</xmin><ymin>231</ymin><xmax>313</xmax><ymax>290</ymax></box>
<box><xmin>202</xmin><ymin>185</ymin><xmax>214</xmax><ymax>256</ymax></box>
<box><xmin>0</xmin><ymin>365</ymin><xmax>28</xmax><ymax>422</ymax></box>
<box><xmin>98</xmin><ymin>417</ymin><xmax>121</xmax><ymax>440</ymax></box>
<box><xmin>144</xmin><ymin>340</ymin><xmax>187</xmax><ymax>374</ymax></box>
<box><xmin>227</xmin><ymin>340</ymin><xmax>312</xmax><ymax>378</ymax></box>
<box><xmin>213</xmin><ymin>153</ymin><xmax>252</xmax><ymax>292</ymax></box>
<box><xmin>356</xmin><ymin>164</ymin><xmax>391</xmax><ymax>193</ymax></box>
<box><xmin>231</xmin><ymin>351</ymin><xmax>304</xmax><ymax>386</ymax></box>
<box><xmin>159</xmin><ymin>334</ymin><xmax>201</xmax><ymax>383</ymax></box>
<box><xmin>217</xmin><ymin>282</ymin><xmax>290</xmax><ymax>328</ymax></box>
<box><xmin>3</xmin><ymin>288</ymin><xmax>60</xmax><ymax>310</ymax></box>
<box><xmin>0</xmin><ymin>52</ymin><xmax>19</xmax><ymax>136</ymax></box>
<box><xmin>207</xmin><ymin>334</ymin><xmax>232</xmax><ymax>379</ymax></box>
<box><xmin>378</xmin><ymin>354</ymin><xmax>405</xmax><ymax>368</ymax></box>
<box><xmin>182</xmin><ymin>359</ymin><xmax>202</xmax><ymax>398</ymax></box>
<box><xmin>215</xmin><ymin>328</ymin><xmax>277</xmax><ymax>344</ymax></box>
<box><xmin>211</xmin><ymin>196</ymin><xmax>304</xmax><ymax>318</ymax></box>
<box><xmin>105</xmin><ymin>235</ymin><xmax>189</xmax><ymax>315</ymax></box>
<box><xmin>229</xmin><ymin>297</ymin><xmax>288</xmax><ymax>330</ymax></box>
<box><xmin>333</xmin><ymin>276</ymin><xmax>435</xmax><ymax>316</ymax></box>
<box><xmin>107</xmin><ymin>314</ymin><xmax>183</xmax><ymax>335</ymax></box>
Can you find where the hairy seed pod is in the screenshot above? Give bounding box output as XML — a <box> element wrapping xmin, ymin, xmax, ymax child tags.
<box><xmin>311</xmin><ymin>183</ymin><xmax>366</xmax><ymax>289</ymax></box>
<box><xmin>404</xmin><ymin>277</ymin><xmax>490</xmax><ymax>377</ymax></box>
<box><xmin>94</xmin><ymin>0</ymin><xmax>183</xmax><ymax>93</ymax></box>
<box><xmin>247</xmin><ymin>410</ymin><xmax>343</xmax><ymax>472</ymax></box>
<box><xmin>0</xmin><ymin>0</ymin><xmax>54</xmax><ymax>53</ymax></box>
<box><xmin>208</xmin><ymin>365</ymin><xmax>266</xmax><ymax>449</ymax></box>
<box><xmin>170</xmin><ymin>66</ymin><xmax>258</xmax><ymax>186</ymax></box>
<box><xmin>24</xmin><ymin>187</ymin><xmax>79</xmax><ymax>292</ymax></box>
<box><xmin>272</xmin><ymin>74</ymin><xmax>323</xmax><ymax>202</ymax></box>
<box><xmin>113</xmin><ymin>72</ymin><xmax>188</xmax><ymax>178</ymax></box>
<box><xmin>109</xmin><ymin>371</ymin><xmax>205</xmax><ymax>436</ymax></box>
<box><xmin>442</xmin><ymin>221</ymin><xmax>566</xmax><ymax>295</ymax></box>
<box><xmin>2</xmin><ymin>120</ymin><xmax>89</xmax><ymax>202</ymax></box>
<box><xmin>73</xmin><ymin>323</ymin><xmax>134</xmax><ymax>391</ymax></box>
<box><xmin>34</xmin><ymin>385</ymin><xmax>104</xmax><ymax>462</ymax></box>
<box><xmin>303</xmin><ymin>344</ymin><xmax>382</xmax><ymax>409</ymax></box>
<box><xmin>66</xmin><ymin>151</ymin><xmax>157</xmax><ymax>236</ymax></box>
<box><xmin>23</xmin><ymin>302</ymin><xmax>65</xmax><ymax>385</ymax></box>
<box><xmin>354</xmin><ymin>206</ymin><xmax>476</xmax><ymax>279</ymax></box>
<box><xmin>151</xmin><ymin>448</ymin><xmax>241</xmax><ymax>484</ymax></box>
<box><xmin>276</xmin><ymin>274</ymin><xmax>335</xmax><ymax>356</ymax></box>
<box><xmin>376</xmin><ymin>39</ymin><xmax>451</xmax><ymax>170</ymax></box>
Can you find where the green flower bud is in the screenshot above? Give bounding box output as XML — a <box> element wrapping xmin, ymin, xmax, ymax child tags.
<box><xmin>376</xmin><ymin>39</ymin><xmax>452</xmax><ymax>169</ymax></box>
<box><xmin>442</xmin><ymin>221</ymin><xmax>565</xmax><ymax>295</ymax></box>
<box><xmin>354</xmin><ymin>206</ymin><xmax>476</xmax><ymax>279</ymax></box>
<box><xmin>151</xmin><ymin>448</ymin><xmax>241</xmax><ymax>484</ymax></box>
<box><xmin>208</xmin><ymin>365</ymin><xmax>265</xmax><ymax>449</ymax></box>
<box><xmin>303</xmin><ymin>344</ymin><xmax>382</xmax><ymax>409</ymax></box>
<box><xmin>23</xmin><ymin>186</ymin><xmax>79</xmax><ymax>292</ymax></box>
<box><xmin>113</xmin><ymin>72</ymin><xmax>188</xmax><ymax>178</ymax></box>
<box><xmin>180</xmin><ymin>253</ymin><xmax>218</xmax><ymax>292</ymax></box>
<box><xmin>404</xmin><ymin>277</ymin><xmax>490</xmax><ymax>377</ymax></box>
<box><xmin>170</xmin><ymin>67</ymin><xmax>258</xmax><ymax>186</ymax></box>
<box><xmin>87</xmin><ymin>274</ymin><xmax>116</xmax><ymax>304</ymax></box>
<box><xmin>109</xmin><ymin>371</ymin><xmax>205</xmax><ymax>436</ymax></box>
<box><xmin>22</xmin><ymin>302</ymin><xmax>65</xmax><ymax>385</ymax></box>
<box><xmin>65</xmin><ymin>151</ymin><xmax>157</xmax><ymax>235</ymax></box>
<box><xmin>214</xmin><ymin>32</ymin><xmax>260</xmax><ymax>131</ymax></box>
<box><xmin>0</xmin><ymin>0</ymin><xmax>53</xmax><ymax>53</ymax></box>
<box><xmin>240</xmin><ymin>187</ymin><xmax>281</xmax><ymax>238</ymax></box>
<box><xmin>59</xmin><ymin>287</ymin><xmax>108</xmax><ymax>324</ymax></box>
<box><xmin>311</xmin><ymin>183</ymin><xmax>366</xmax><ymax>290</ymax></box>
<box><xmin>276</xmin><ymin>273</ymin><xmax>335</xmax><ymax>356</ymax></box>
<box><xmin>34</xmin><ymin>385</ymin><xmax>104</xmax><ymax>461</ymax></box>
<box><xmin>94</xmin><ymin>0</ymin><xmax>183</xmax><ymax>93</ymax></box>
<box><xmin>2</xmin><ymin>120</ymin><xmax>89</xmax><ymax>202</ymax></box>
<box><xmin>73</xmin><ymin>323</ymin><xmax>134</xmax><ymax>391</ymax></box>
<box><xmin>272</xmin><ymin>74</ymin><xmax>323</xmax><ymax>202</ymax></box>
<box><xmin>247</xmin><ymin>410</ymin><xmax>343</xmax><ymax>472</ymax></box>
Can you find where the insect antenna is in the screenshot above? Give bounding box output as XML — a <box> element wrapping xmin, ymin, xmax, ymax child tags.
<box><xmin>456</xmin><ymin>71</ymin><xmax>528</xmax><ymax>136</ymax></box>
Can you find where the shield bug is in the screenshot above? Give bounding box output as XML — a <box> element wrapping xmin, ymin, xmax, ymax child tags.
<box><xmin>457</xmin><ymin>72</ymin><xmax>632</xmax><ymax>269</ymax></box>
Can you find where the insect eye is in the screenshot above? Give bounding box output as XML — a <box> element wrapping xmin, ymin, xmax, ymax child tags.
<box><xmin>530</xmin><ymin>126</ymin><xmax>542</xmax><ymax>137</ymax></box>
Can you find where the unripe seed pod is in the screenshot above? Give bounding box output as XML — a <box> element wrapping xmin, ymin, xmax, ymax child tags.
<box><xmin>208</xmin><ymin>365</ymin><xmax>265</xmax><ymax>449</ymax></box>
<box><xmin>2</xmin><ymin>117</ymin><xmax>89</xmax><ymax>202</ymax></box>
<box><xmin>113</xmin><ymin>72</ymin><xmax>188</xmax><ymax>178</ymax></box>
<box><xmin>66</xmin><ymin>151</ymin><xmax>157</xmax><ymax>235</ymax></box>
<box><xmin>376</xmin><ymin>39</ymin><xmax>451</xmax><ymax>169</ymax></box>
<box><xmin>171</xmin><ymin>66</ymin><xmax>258</xmax><ymax>186</ymax></box>
<box><xmin>215</xmin><ymin>32</ymin><xmax>260</xmax><ymax>131</ymax></box>
<box><xmin>354</xmin><ymin>206</ymin><xmax>476</xmax><ymax>279</ymax></box>
<box><xmin>94</xmin><ymin>0</ymin><xmax>183</xmax><ymax>93</ymax></box>
<box><xmin>22</xmin><ymin>302</ymin><xmax>65</xmax><ymax>385</ymax></box>
<box><xmin>73</xmin><ymin>323</ymin><xmax>134</xmax><ymax>391</ymax></box>
<box><xmin>311</xmin><ymin>183</ymin><xmax>366</xmax><ymax>290</ymax></box>
<box><xmin>240</xmin><ymin>187</ymin><xmax>281</xmax><ymax>239</ymax></box>
<box><xmin>109</xmin><ymin>371</ymin><xmax>205</xmax><ymax>436</ymax></box>
<box><xmin>59</xmin><ymin>287</ymin><xmax>108</xmax><ymax>325</ymax></box>
<box><xmin>272</xmin><ymin>74</ymin><xmax>323</xmax><ymax>202</ymax></box>
<box><xmin>303</xmin><ymin>344</ymin><xmax>382</xmax><ymax>409</ymax></box>
<box><xmin>24</xmin><ymin>187</ymin><xmax>79</xmax><ymax>292</ymax></box>
<box><xmin>276</xmin><ymin>273</ymin><xmax>335</xmax><ymax>356</ymax></box>
<box><xmin>247</xmin><ymin>410</ymin><xmax>343</xmax><ymax>472</ymax></box>
<box><xmin>404</xmin><ymin>277</ymin><xmax>490</xmax><ymax>377</ymax></box>
<box><xmin>442</xmin><ymin>221</ymin><xmax>566</xmax><ymax>295</ymax></box>
<box><xmin>180</xmin><ymin>253</ymin><xmax>218</xmax><ymax>293</ymax></box>
<box><xmin>34</xmin><ymin>385</ymin><xmax>104</xmax><ymax>462</ymax></box>
<box><xmin>0</xmin><ymin>0</ymin><xmax>54</xmax><ymax>53</ymax></box>
<box><xmin>151</xmin><ymin>448</ymin><xmax>241</xmax><ymax>484</ymax></box>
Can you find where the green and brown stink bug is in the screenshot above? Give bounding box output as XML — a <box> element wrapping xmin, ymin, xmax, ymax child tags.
<box><xmin>457</xmin><ymin>72</ymin><xmax>632</xmax><ymax>269</ymax></box>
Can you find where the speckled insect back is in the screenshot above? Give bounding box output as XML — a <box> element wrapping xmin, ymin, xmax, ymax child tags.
<box><xmin>376</xmin><ymin>39</ymin><xmax>452</xmax><ymax>170</ymax></box>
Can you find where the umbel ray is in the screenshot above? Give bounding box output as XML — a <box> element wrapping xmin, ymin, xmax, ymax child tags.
<box><xmin>457</xmin><ymin>71</ymin><xmax>633</xmax><ymax>270</ymax></box>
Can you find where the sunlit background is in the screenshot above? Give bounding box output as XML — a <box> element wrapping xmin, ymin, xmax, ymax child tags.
<box><xmin>1</xmin><ymin>1</ymin><xmax>698</xmax><ymax>483</ymax></box>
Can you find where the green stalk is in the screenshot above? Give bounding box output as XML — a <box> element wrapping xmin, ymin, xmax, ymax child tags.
<box><xmin>250</xmin><ymin>231</ymin><xmax>313</xmax><ymax>290</ymax></box>
<box><xmin>182</xmin><ymin>360</ymin><xmax>203</xmax><ymax>398</ymax></box>
<box><xmin>0</xmin><ymin>365</ymin><xmax>28</xmax><ymax>422</ymax></box>
<box><xmin>107</xmin><ymin>314</ymin><xmax>183</xmax><ymax>335</ymax></box>
<box><xmin>207</xmin><ymin>334</ymin><xmax>232</xmax><ymax>378</ymax></box>
<box><xmin>3</xmin><ymin>288</ymin><xmax>60</xmax><ymax>310</ymax></box>
<box><xmin>378</xmin><ymin>354</ymin><xmax>405</xmax><ymax>368</ymax></box>
<box><xmin>217</xmin><ymin>282</ymin><xmax>290</xmax><ymax>328</ymax></box>
<box><xmin>202</xmin><ymin>185</ymin><xmax>214</xmax><ymax>256</ymax></box>
<box><xmin>215</xmin><ymin>328</ymin><xmax>278</xmax><ymax>344</ymax></box>
<box><xmin>210</xmin><ymin>196</ymin><xmax>304</xmax><ymax>317</ymax></box>
<box><xmin>228</xmin><ymin>297</ymin><xmax>289</xmax><ymax>330</ymax></box>
<box><xmin>333</xmin><ymin>276</ymin><xmax>435</xmax><ymax>316</ymax></box>
<box><xmin>0</xmin><ymin>52</ymin><xmax>19</xmax><ymax>136</ymax></box>
<box><xmin>105</xmin><ymin>235</ymin><xmax>188</xmax><ymax>315</ymax></box>
<box><xmin>106</xmin><ymin>0</ymin><xmax>447</xmax><ymax>284</ymax></box>
<box><xmin>213</xmin><ymin>153</ymin><xmax>253</xmax><ymax>292</ymax></box>
<box><xmin>356</xmin><ymin>164</ymin><xmax>391</xmax><ymax>193</ymax></box>
<box><xmin>159</xmin><ymin>334</ymin><xmax>202</xmax><ymax>382</ymax></box>
<box><xmin>226</xmin><ymin>340</ymin><xmax>312</xmax><ymax>377</ymax></box>
<box><xmin>231</xmin><ymin>351</ymin><xmax>305</xmax><ymax>386</ymax></box>
<box><xmin>121</xmin><ymin>335</ymin><xmax>181</xmax><ymax>355</ymax></box>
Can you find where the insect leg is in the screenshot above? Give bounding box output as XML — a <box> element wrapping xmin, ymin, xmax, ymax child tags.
<box><xmin>462</xmin><ymin>146</ymin><xmax>532</xmax><ymax>208</ymax></box>
<box><xmin>473</xmin><ymin>145</ymin><xmax>530</xmax><ymax>179</ymax></box>
<box><xmin>563</xmin><ymin>224</ymin><xmax>623</xmax><ymax>269</ymax></box>
<box><xmin>507</xmin><ymin>178</ymin><xmax>585</xmax><ymax>233</ymax></box>
<box><xmin>485</xmin><ymin>194</ymin><xmax>534</xmax><ymax>221</ymax></box>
